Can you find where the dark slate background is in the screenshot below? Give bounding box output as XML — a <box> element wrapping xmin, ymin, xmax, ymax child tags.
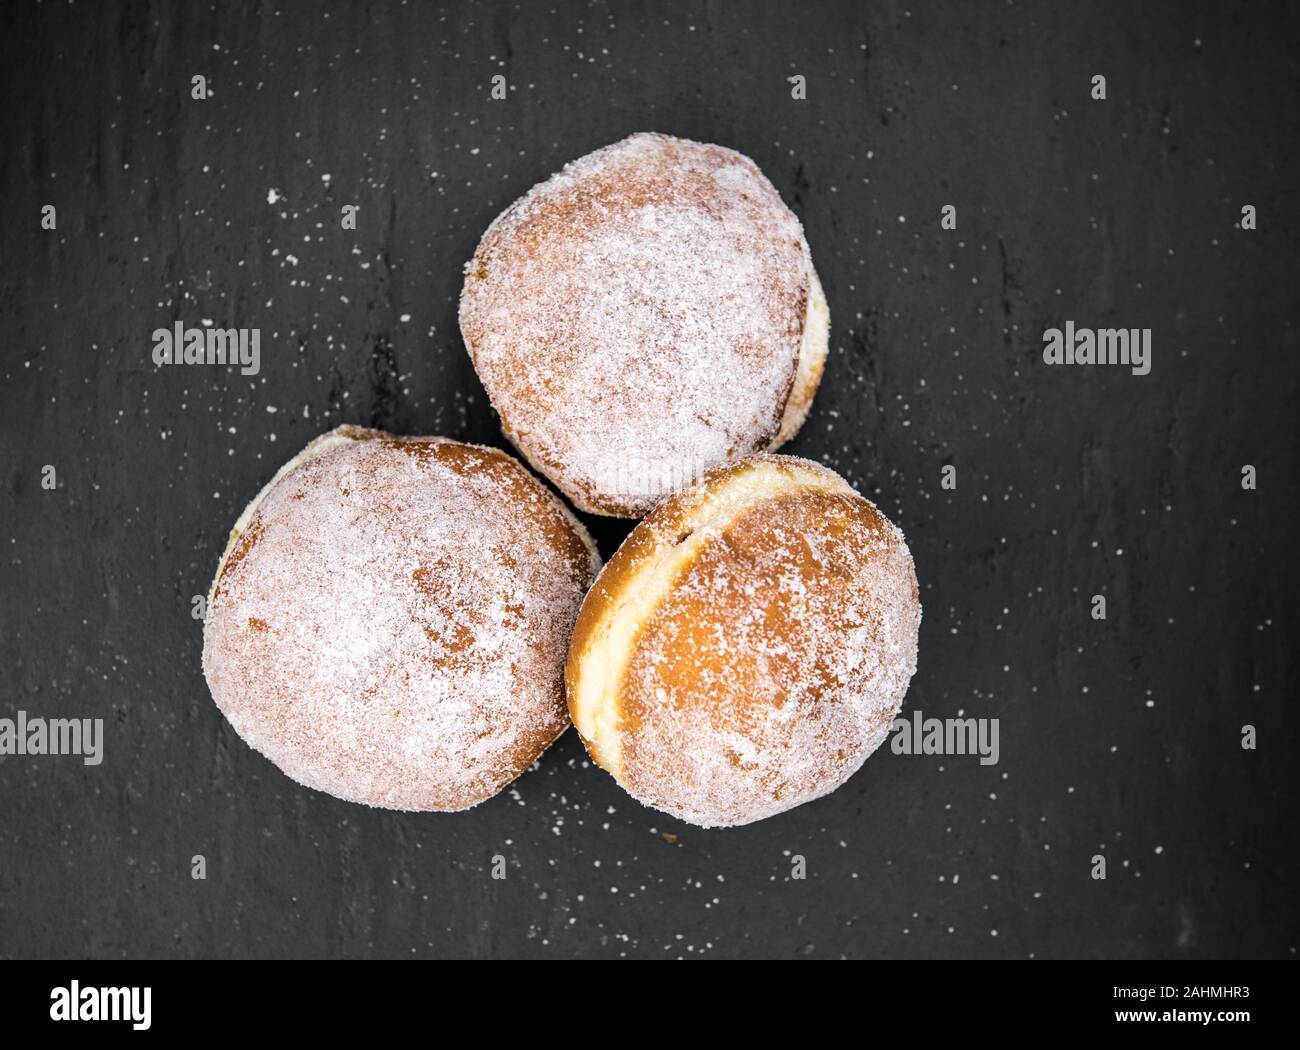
<box><xmin>1</xmin><ymin>0</ymin><xmax>1296</xmax><ymax>960</ymax></box>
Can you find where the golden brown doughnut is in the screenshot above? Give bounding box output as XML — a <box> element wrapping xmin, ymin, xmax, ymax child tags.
<box><xmin>202</xmin><ymin>425</ymin><xmax>600</xmax><ymax>811</ymax></box>
<box><xmin>566</xmin><ymin>454</ymin><xmax>920</xmax><ymax>827</ymax></box>
<box><xmin>459</xmin><ymin>132</ymin><xmax>830</xmax><ymax>518</ymax></box>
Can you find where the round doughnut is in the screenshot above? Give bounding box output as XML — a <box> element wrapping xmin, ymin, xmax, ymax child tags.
<box><xmin>202</xmin><ymin>425</ymin><xmax>600</xmax><ymax>811</ymax></box>
<box><xmin>459</xmin><ymin>131</ymin><xmax>830</xmax><ymax>518</ymax></box>
<box><xmin>566</xmin><ymin>454</ymin><xmax>920</xmax><ymax>827</ymax></box>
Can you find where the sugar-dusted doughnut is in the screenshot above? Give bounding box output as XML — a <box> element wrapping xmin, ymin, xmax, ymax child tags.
<box><xmin>566</xmin><ymin>454</ymin><xmax>920</xmax><ymax>827</ymax></box>
<box><xmin>202</xmin><ymin>425</ymin><xmax>600</xmax><ymax>811</ymax></box>
<box><xmin>459</xmin><ymin>132</ymin><xmax>830</xmax><ymax>518</ymax></box>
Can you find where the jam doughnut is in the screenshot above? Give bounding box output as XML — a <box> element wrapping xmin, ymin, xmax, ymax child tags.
<box><xmin>202</xmin><ymin>425</ymin><xmax>600</xmax><ymax>811</ymax></box>
<box><xmin>460</xmin><ymin>132</ymin><xmax>830</xmax><ymax>517</ymax></box>
<box><xmin>566</xmin><ymin>454</ymin><xmax>920</xmax><ymax>827</ymax></box>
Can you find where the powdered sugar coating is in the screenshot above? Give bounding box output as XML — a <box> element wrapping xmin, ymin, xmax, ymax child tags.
<box><xmin>459</xmin><ymin>132</ymin><xmax>816</xmax><ymax>517</ymax></box>
<box><xmin>202</xmin><ymin>427</ymin><xmax>600</xmax><ymax>811</ymax></box>
<box><xmin>596</xmin><ymin>456</ymin><xmax>920</xmax><ymax>827</ymax></box>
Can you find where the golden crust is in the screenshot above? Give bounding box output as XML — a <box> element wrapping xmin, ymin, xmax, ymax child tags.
<box><xmin>566</xmin><ymin>454</ymin><xmax>920</xmax><ymax>827</ymax></box>
<box><xmin>204</xmin><ymin>426</ymin><xmax>600</xmax><ymax>812</ymax></box>
<box><xmin>460</xmin><ymin>132</ymin><xmax>829</xmax><ymax>518</ymax></box>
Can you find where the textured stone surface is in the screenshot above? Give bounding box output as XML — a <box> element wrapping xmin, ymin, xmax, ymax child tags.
<box><xmin>0</xmin><ymin>0</ymin><xmax>1295</xmax><ymax>958</ymax></box>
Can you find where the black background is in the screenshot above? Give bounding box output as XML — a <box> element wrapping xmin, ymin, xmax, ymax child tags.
<box><xmin>1</xmin><ymin>0</ymin><xmax>1296</xmax><ymax>960</ymax></box>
